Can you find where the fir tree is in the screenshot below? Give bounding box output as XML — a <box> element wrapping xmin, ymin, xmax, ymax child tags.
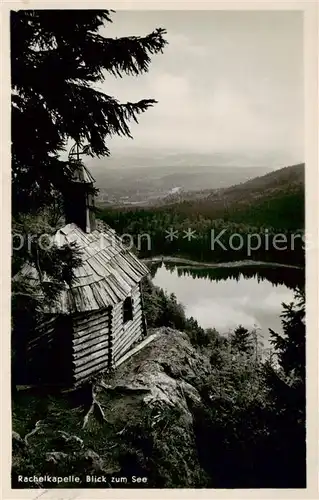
<box><xmin>230</xmin><ymin>325</ymin><xmax>253</xmax><ymax>354</ymax></box>
<box><xmin>11</xmin><ymin>9</ymin><xmax>167</xmax><ymax>215</ymax></box>
<box><xmin>269</xmin><ymin>287</ymin><xmax>305</xmax><ymax>381</ymax></box>
<box><xmin>263</xmin><ymin>288</ymin><xmax>306</xmax><ymax>487</ymax></box>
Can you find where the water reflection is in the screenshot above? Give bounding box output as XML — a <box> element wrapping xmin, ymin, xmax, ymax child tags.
<box><xmin>152</xmin><ymin>262</ymin><xmax>304</xmax><ymax>346</ymax></box>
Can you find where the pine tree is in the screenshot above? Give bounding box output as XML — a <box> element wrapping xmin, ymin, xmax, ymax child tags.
<box><xmin>263</xmin><ymin>288</ymin><xmax>306</xmax><ymax>487</ymax></box>
<box><xmin>11</xmin><ymin>9</ymin><xmax>167</xmax><ymax>215</ymax></box>
<box><xmin>230</xmin><ymin>325</ymin><xmax>253</xmax><ymax>354</ymax></box>
<box><xmin>269</xmin><ymin>287</ymin><xmax>305</xmax><ymax>381</ymax></box>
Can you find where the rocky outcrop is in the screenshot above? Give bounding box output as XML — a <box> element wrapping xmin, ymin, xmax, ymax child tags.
<box><xmin>100</xmin><ymin>327</ymin><xmax>211</xmax><ymax>406</ymax></box>
<box><xmin>12</xmin><ymin>328</ymin><xmax>212</xmax><ymax>488</ymax></box>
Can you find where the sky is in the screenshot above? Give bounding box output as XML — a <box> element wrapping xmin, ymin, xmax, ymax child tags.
<box><xmin>98</xmin><ymin>10</ymin><xmax>304</xmax><ymax>164</ymax></box>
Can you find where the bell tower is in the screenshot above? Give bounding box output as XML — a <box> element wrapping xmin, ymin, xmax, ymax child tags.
<box><xmin>64</xmin><ymin>143</ymin><xmax>96</xmax><ymax>233</ymax></box>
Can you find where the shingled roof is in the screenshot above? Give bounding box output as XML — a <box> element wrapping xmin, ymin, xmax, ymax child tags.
<box><xmin>18</xmin><ymin>221</ymin><xmax>149</xmax><ymax>315</ymax></box>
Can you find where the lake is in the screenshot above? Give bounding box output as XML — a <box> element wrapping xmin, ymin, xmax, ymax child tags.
<box><xmin>152</xmin><ymin>261</ymin><xmax>304</xmax><ymax>346</ymax></box>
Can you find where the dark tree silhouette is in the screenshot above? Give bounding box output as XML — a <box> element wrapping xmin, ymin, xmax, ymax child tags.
<box><xmin>11</xmin><ymin>9</ymin><xmax>167</xmax><ymax>215</ymax></box>
<box><xmin>269</xmin><ymin>287</ymin><xmax>305</xmax><ymax>381</ymax></box>
<box><xmin>230</xmin><ymin>325</ymin><xmax>253</xmax><ymax>354</ymax></box>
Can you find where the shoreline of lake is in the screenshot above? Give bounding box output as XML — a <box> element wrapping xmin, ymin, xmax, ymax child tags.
<box><xmin>142</xmin><ymin>255</ymin><xmax>303</xmax><ymax>270</ymax></box>
<box><xmin>152</xmin><ymin>263</ymin><xmax>299</xmax><ymax>345</ymax></box>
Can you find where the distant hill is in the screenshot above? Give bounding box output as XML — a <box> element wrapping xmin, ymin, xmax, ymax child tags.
<box><xmin>159</xmin><ymin>163</ymin><xmax>305</xmax><ymax>230</ymax></box>
<box><xmin>90</xmin><ymin>149</ymin><xmax>301</xmax><ymax>206</ymax></box>
<box><xmin>157</xmin><ymin>163</ymin><xmax>304</xmax><ymax>205</ymax></box>
<box><xmin>212</xmin><ymin>162</ymin><xmax>304</xmax><ymax>198</ymax></box>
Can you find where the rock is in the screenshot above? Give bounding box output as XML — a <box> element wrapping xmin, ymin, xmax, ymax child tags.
<box><xmin>12</xmin><ymin>431</ymin><xmax>25</xmax><ymax>451</ymax></box>
<box><xmin>82</xmin><ymin>449</ymin><xmax>104</xmax><ymax>472</ymax></box>
<box><xmin>45</xmin><ymin>451</ymin><xmax>68</xmax><ymax>464</ymax></box>
<box><xmin>56</xmin><ymin>430</ymin><xmax>84</xmax><ymax>451</ymax></box>
<box><xmin>12</xmin><ymin>430</ymin><xmax>24</xmax><ymax>443</ymax></box>
<box><xmin>24</xmin><ymin>420</ymin><xmax>51</xmax><ymax>447</ymax></box>
<box><xmin>102</xmin><ymin>328</ymin><xmax>211</xmax><ymax>415</ymax></box>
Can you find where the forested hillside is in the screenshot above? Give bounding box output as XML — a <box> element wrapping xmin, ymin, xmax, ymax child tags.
<box><xmin>99</xmin><ymin>163</ymin><xmax>305</xmax><ymax>266</ymax></box>
<box><xmin>153</xmin><ymin>162</ymin><xmax>304</xmax><ymax>208</ymax></box>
